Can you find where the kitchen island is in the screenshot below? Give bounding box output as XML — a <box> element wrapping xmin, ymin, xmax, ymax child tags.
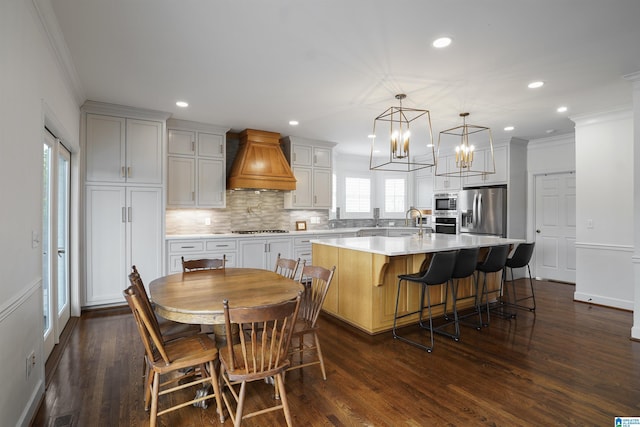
<box><xmin>311</xmin><ymin>234</ymin><xmax>523</xmax><ymax>335</ymax></box>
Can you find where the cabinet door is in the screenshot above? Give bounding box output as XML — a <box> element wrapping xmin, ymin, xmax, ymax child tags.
<box><xmin>267</xmin><ymin>239</ymin><xmax>292</xmax><ymax>269</ymax></box>
<box><xmin>126</xmin><ymin>119</ymin><xmax>163</xmax><ymax>184</ymax></box>
<box><xmin>313</xmin><ymin>168</ymin><xmax>332</xmax><ymax>208</ymax></box>
<box><xmin>168</xmin><ymin>129</ymin><xmax>195</xmax><ymax>155</ymax></box>
<box><xmin>489</xmin><ymin>145</ymin><xmax>508</xmax><ymax>184</ymax></box>
<box><xmin>197</xmin><ymin>158</ymin><xmax>225</xmax><ymax>207</ymax></box>
<box><xmin>291</xmin><ymin>167</ymin><xmax>312</xmax><ymax>207</ymax></box>
<box><xmin>462</xmin><ymin>145</ymin><xmax>508</xmax><ymax>186</ymax></box>
<box><xmin>292</xmin><ymin>144</ymin><xmax>312</xmax><ymax>166</ymax></box>
<box><xmin>313</xmin><ymin>147</ymin><xmax>332</xmax><ymax>168</ymax></box>
<box><xmin>167</xmin><ymin>157</ymin><xmax>195</xmax><ymax>207</ymax></box>
<box><xmin>435</xmin><ymin>155</ymin><xmax>461</xmax><ymax>192</ymax></box>
<box><xmin>127</xmin><ymin>187</ymin><xmax>163</xmax><ymax>289</ymax></box>
<box><xmin>198</xmin><ymin>132</ymin><xmax>224</xmax><ymax>158</ymax></box>
<box><xmin>415</xmin><ymin>168</ymin><xmax>434</xmax><ymax>208</ymax></box>
<box><xmin>86</xmin><ymin>114</ymin><xmax>126</xmax><ymax>183</ymax></box>
<box><xmin>85</xmin><ymin>186</ymin><xmax>126</xmax><ymax>305</ymax></box>
<box><xmin>239</xmin><ymin>240</ymin><xmax>267</xmax><ymax>269</ymax></box>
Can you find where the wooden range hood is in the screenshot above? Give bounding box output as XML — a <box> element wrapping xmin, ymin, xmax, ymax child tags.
<box><xmin>227</xmin><ymin>129</ymin><xmax>296</xmax><ymax>191</ymax></box>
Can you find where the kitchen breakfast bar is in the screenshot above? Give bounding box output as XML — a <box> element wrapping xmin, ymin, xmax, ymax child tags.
<box><xmin>312</xmin><ymin>233</ymin><xmax>522</xmax><ymax>335</ymax></box>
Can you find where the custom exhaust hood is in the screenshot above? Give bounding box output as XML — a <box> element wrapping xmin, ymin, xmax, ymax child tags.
<box><xmin>227</xmin><ymin>129</ymin><xmax>297</xmax><ymax>191</ymax></box>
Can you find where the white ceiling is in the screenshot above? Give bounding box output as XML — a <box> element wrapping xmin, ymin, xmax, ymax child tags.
<box><xmin>50</xmin><ymin>0</ymin><xmax>640</xmax><ymax>154</ymax></box>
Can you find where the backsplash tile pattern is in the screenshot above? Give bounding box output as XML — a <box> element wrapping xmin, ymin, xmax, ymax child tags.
<box><xmin>166</xmin><ymin>190</ymin><xmax>329</xmax><ymax>235</ymax></box>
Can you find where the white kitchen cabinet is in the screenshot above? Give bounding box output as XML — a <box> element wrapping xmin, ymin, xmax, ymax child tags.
<box><xmin>433</xmin><ymin>154</ymin><xmax>462</xmax><ymax>193</ymax></box>
<box><xmin>167</xmin><ymin>157</ymin><xmax>195</xmax><ymax>206</ymax></box>
<box><xmin>239</xmin><ymin>238</ymin><xmax>292</xmax><ymax>270</ymax></box>
<box><xmin>82</xmin><ymin>102</ymin><xmax>168</xmax><ymax>308</ymax></box>
<box><xmin>415</xmin><ymin>166</ymin><xmax>434</xmax><ymax>208</ymax></box>
<box><xmin>166</xmin><ymin>238</ymin><xmax>237</xmax><ymax>273</ymax></box>
<box><xmin>85</xmin><ymin>113</ymin><xmax>163</xmax><ymax>184</ymax></box>
<box><xmin>197</xmin><ymin>158</ymin><xmax>225</xmax><ymax>206</ymax></box>
<box><xmin>166</xmin><ymin>119</ymin><xmax>229</xmax><ymax>208</ymax></box>
<box><xmin>463</xmin><ymin>145</ymin><xmax>508</xmax><ymax>187</ymax></box>
<box><xmin>281</xmin><ymin>136</ymin><xmax>336</xmax><ymax>209</ymax></box>
<box><xmin>85</xmin><ymin>186</ymin><xmax>163</xmax><ymax>305</ymax></box>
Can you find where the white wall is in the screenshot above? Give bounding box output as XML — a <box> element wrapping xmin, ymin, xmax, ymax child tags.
<box><xmin>572</xmin><ymin>109</ymin><xmax>634</xmax><ymax>310</ymax></box>
<box><xmin>0</xmin><ymin>0</ymin><xmax>81</xmax><ymax>425</ymax></box>
<box><xmin>626</xmin><ymin>73</ymin><xmax>640</xmax><ymax>340</ymax></box>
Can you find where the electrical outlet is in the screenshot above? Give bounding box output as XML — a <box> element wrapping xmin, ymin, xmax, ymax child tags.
<box><xmin>26</xmin><ymin>351</ymin><xmax>36</xmax><ymax>378</ymax></box>
<box><xmin>204</xmin><ymin>217</ymin><xmax>211</xmax><ymax>226</ymax></box>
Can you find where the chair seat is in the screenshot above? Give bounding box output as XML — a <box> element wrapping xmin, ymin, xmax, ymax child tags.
<box><xmin>397</xmin><ymin>272</ymin><xmax>426</xmax><ymax>282</ymax></box>
<box><xmin>292</xmin><ymin>318</ymin><xmax>317</xmax><ymax>333</ymax></box>
<box><xmin>148</xmin><ymin>334</ymin><xmax>218</xmax><ymax>374</ymax></box>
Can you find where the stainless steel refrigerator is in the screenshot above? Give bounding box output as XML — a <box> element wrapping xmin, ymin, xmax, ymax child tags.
<box><xmin>458</xmin><ymin>187</ymin><xmax>507</xmax><ymax>237</ymax></box>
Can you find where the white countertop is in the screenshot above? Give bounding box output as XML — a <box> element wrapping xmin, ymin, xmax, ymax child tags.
<box><xmin>165</xmin><ymin>227</ymin><xmax>422</xmax><ymax>240</ymax></box>
<box><xmin>310</xmin><ymin>233</ymin><xmax>524</xmax><ymax>256</ymax></box>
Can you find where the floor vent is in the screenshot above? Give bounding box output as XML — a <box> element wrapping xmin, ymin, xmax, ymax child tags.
<box><xmin>51</xmin><ymin>414</ymin><xmax>73</xmax><ymax>427</ymax></box>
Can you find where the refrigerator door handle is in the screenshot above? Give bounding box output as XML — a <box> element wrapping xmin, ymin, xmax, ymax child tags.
<box><xmin>477</xmin><ymin>194</ymin><xmax>483</xmax><ymax>227</ymax></box>
<box><xmin>472</xmin><ymin>194</ymin><xmax>476</xmax><ymax>227</ymax></box>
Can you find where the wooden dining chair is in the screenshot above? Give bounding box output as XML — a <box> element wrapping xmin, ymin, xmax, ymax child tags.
<box><xmin>123</xmin><ymin>285</ymin><xmax>224</xmax><ymax>427</ymax></box>
<box><xmin>219</xmin><ymin>292</ymin><xmax>302</xmax><ymax>427</ymax></box>
<box><xmin>274</xmin><ymin>253</ymin><xmax>301</xmax><ymax>280</ymax></box>
<box><xmin>287</xmin><ymin>264</ymin><xmax>335</xmax><ymax>380</ymax></box>
<box><xmin>182</xmin><ymin>255</ymin><xmax>226</xmax><ymax>272</ymax></box>
<box><xmin>129</xmin><ymin>266</ymin><xmax>201</xmax><ymax>384</ymax></box>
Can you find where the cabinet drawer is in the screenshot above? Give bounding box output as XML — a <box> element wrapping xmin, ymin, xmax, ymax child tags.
<box><xmin>169</xmin><ymin>241</ymin><xmax>205</xmax><ymax>253</ymax></box>
<box><xmin>294</xmin><ymin>247</ymin><xmax>313</xmax><ymax>266</ymax></box>
<box><xmin>293</xmin><ymin>235</ymin><xmax>315</xmax><ymax>246</ymax></box>
<box><xmin>205</xmin><ymin>240</ymin><xmax>237</xmax><ymax>251</ymax></box>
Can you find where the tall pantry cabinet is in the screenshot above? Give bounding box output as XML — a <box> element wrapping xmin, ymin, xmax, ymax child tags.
<box><xmin>82</xmin><ymin>101</ymin><xmax>170</xmax><ymax>307</ymax></box>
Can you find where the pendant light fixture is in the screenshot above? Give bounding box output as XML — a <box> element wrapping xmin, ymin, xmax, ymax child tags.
<box><xmin>435</xmin><ymin>112</ymin><xmax>495</xmax><ymax>177</ymax></box>
<box><xmin>369</xmin><ymin>94</ymin><xmax>436</xmax><ymax>172</ymax></box>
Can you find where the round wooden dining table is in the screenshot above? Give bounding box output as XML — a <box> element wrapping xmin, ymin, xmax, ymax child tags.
<box><xmin>149</xmin><ymin>268</ymin><xmax>304</xmax><ymax>325</ymax></box>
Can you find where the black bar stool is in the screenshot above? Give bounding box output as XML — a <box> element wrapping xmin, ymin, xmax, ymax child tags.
<box><xmin>444</xmin><ymin>247</ymin><xmax>482</xmax><ymax>334</ymax></box>
<box><xmin>392</xmin><ymin>250</ymin><xmax>458</xmax><ymax>352</ymax></box>
<box><xmin>503</xmin><ymin>242</ymin><xmax>536</xmax><ymax>311</ymax></box>
<box><xmin>476</xmin><ymin>244</ymin><xmax>511</xmax><ymax>326</ymax></box>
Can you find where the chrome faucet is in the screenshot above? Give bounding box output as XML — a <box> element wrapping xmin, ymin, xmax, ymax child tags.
<box><xmin>405</xmin><ymin>208</ymin><xmax>424</xmax><ymax>238</ymax></box>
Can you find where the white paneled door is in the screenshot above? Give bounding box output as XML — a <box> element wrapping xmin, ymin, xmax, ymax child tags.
<box><xmin>43</xmin><ymin>130</ymin><xmax>71</xmax><ymax>359</ymax></box>
<box><xmin>534</xmin><ymin>172</ymin><xmax>576</xmax><ymax>282</ymax></box>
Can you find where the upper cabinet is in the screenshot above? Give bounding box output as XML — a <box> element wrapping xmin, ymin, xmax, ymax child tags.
<box><xmin>462</xmin><ymin>145</ymin><xmax>508</xmax><ymax>187</ymax></box>
<box><xmin>433</xmin><ymin>154</ymin><xmax>462</xmax><ymax>193</ymax></box>
<box><xmin>281</xmin><ymin>136</ymin><xmax>336</xmax><ymax>209</ymax></box>
<box><xmin>166</xmin><ymin>119</ymin><xmax>229</xmax><ymax>208</ymax></box>
<box><xmin>85</xmin><ymin>113</ymin><xmax>163</xmax><ymax>184</ymax></box>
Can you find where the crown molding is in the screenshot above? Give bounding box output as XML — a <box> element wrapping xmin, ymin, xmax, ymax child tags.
<box><xmin>31</xmin><ymin>0</ymin><xmax>85</xmax><ymax>105</ymax></box>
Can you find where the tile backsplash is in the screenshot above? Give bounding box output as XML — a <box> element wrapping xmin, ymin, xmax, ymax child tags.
<box><xmin>166</xmin><ymin>190</ymin><xmax>329</xmax><ymax>235</ymax></box>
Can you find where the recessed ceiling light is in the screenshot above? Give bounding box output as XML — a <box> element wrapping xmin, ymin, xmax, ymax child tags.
<box><xmin>432</xmin><ymin>37</ymin><xmax>452</xmax><ymax>48</ymax></box>
<box><xmin>368</xmin><ymin>134</ymin><xmax>376</xmax><ymax>139</ymax></box>
<box><xmin>176</xmin><ymin>101</ymin><xmax>189</xmax><ymax>108</ymax></box>
<box><xmin>504</xmin><ymin>126</ymin><xmax>514</xmax><ymax>131</ymax></box>
<box><xmin>289</xmin><ymin>120</ymin><xmax>299</xmax><ymax>126</ymax></box>
<box><xmin>527</xmin><ymin>81</ymin><xmax>544</xmax><ymax>89</ymax></box>
<box><xmin>557</xmin><ymin>106</ymin><xmax>568</xmax><ymax>113</ymax></box>
<box><xmin>546</xmin><ymin>129</ymin><xmax>556</xmax><ymax>134</ymax></box>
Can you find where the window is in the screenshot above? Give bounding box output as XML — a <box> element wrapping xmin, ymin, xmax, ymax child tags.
<box><xmin>345</xmin><ymin>176</ymin><xmax>370</xmax><ymax>213</ymax></box>
<box><xmin>384</xmin><ymin>178</ymin><xmax>405</xmax><ymax>213</ymax></box>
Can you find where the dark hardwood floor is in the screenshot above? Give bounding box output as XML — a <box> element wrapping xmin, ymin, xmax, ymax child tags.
<box><xmin>32</xmin><ymin>279</ymin><xmax>640</xmax><ymax>426</ymax></box>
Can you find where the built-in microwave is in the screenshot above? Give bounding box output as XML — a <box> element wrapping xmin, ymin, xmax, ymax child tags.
<box><xmin>433</xmin><ymin>193</ymin><xmax>458</xmax><ymax>215</ymax></box>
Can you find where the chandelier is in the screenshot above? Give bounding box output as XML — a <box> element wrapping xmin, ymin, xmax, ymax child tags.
<box><xmin>435</xmin><ymin>112</ymin><xmax>495</xmax><ymax>177</ymax></box>
<box><xmin>369</xmin><ymin>94</ymin><xmax>436</xmax><ymax>172</ymax></box>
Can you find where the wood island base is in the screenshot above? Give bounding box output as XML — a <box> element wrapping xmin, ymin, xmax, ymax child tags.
<box><xmin>313</xmin><ymin>243</ymin><xmax>503</xmax><ymax>335</ymax></box>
